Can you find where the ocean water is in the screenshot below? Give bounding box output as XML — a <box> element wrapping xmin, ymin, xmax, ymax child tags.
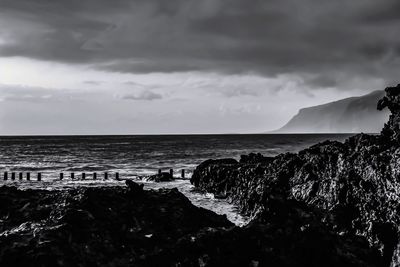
<box><xmin>0</xmin><ymin>134</ymin><xmax>351</xmax><ymax>225</ymax></box>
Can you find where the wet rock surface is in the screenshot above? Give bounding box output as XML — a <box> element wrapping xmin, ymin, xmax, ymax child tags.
<box><xmin>148</xmin><ymin>198</ymin><xmax>381</xmax><ymax>267</ymax></box>
<box><xmin>148</xmin><ymin>172</ymin><xmax>174</xmax><ymax>182</ymax></box>
<box><xmin>0</xmin><ymin>181</ymin><xmax>380</xmax><ymax>267</ymax></box>
<box><xmin>191</xmin><ymin>84</ymin><xmax>400</xmax><ymax>266</ymax></box>
<box><xmin>0</xmin><ymin>183</ymin><xmax>231</xmax><ymax>267</ymax></box>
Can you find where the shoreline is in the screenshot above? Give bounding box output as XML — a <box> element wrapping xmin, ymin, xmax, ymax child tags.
<box><xmin>0</xmin><ymin>177</ymin><xmax>249</xmax><ymax>226</ymax></box>
<box><xmin>0</xmin><ymin>182</ymin><xmax>379</xmax><ymax>266</ymax></box>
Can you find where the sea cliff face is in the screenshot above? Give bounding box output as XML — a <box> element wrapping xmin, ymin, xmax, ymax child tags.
<box><xmin>275</xmin><ymin>90</ymin><xmax>389</xmax><ymax>133</ymax></box>
<box><xmin>191</xmin><ymin>84</ymin><xmax>400</xmax><ymax>266</ymax></box>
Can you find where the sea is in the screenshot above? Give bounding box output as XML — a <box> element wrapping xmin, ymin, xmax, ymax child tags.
<box><xmin>0</xmin><ymin>134</ymin><xmax>351</xmax><ymax>225</ymax></box>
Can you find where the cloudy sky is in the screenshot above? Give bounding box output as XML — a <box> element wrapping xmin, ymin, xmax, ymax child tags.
<box><xmin>0</xmin><ymin>0</ymin><xmax>399</xmax><ymax>134</ymax></box>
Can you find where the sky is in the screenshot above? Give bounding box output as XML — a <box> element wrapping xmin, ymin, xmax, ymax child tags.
<box><xmin>0</xmin><ymin>0</ymin><xmax>399</xmax><ymax>135</ymax></box>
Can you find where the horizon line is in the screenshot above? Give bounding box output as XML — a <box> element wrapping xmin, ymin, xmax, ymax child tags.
<box><xmin>0</xmin><ymin>132</ymin><xmax>370</xmax><ymax>137</ymax></box>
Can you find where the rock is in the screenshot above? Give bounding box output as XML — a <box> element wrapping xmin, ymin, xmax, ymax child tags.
<box><xmin>240</xmin><ymin>153</ymin><xmax>274</xmax><ymax>164</ymax></box>
<box><xmin>125</xmin><ymin>179</ymin><xmax>144</xmax><ymax>195</ymax></box>
<box><xmin>0</xmin><ymin>185</ymin><xmax>232</xmax><ymax>267</ymax></box>
<box><xmin>0</xmin><ymin>176</ymin><xmax>380</xmax><ymax>267</ymax></box>
<box><xmin>191</xmin><ymin>84</ymin><xmax>400</xmax><ymax>266</ymax></box>
<box><xmin>147</xmin><ymin>198</ymin><xmax>381</xmax><ymax>267</ymax></box>
<box><xmin>190</xmin><ymin>158</ymin><xmax>238</xmax><ymax>188</ymax></box>
<box><xmin>148</xmin><ymin>172</ymin><xmax>174</xmax><ymax>182</ymax></box>
<box><xmin>61</xmin><ymin>208</ymin><xmax>95</xmax><ymax>226</ymax></box>
<box><xmin>378</xmin><ymin>84</ymin><xmax>400</xmax><ymax>144</ymax></box>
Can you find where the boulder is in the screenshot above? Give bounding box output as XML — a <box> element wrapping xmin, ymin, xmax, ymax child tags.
<box><xmin>148</xmin><ymin>172</ymin><xmax>174</xmax><ymax>182</ymax></box>
<box><xmin>125</xmin><ymin>179</ymin><xmax>144</xmax><ymax>195</ymax></box>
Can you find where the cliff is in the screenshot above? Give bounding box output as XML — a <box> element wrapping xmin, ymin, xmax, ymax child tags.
<box><xmin>192</xmin><ymin>84</ymin><xmax>400</xmax><ymax>266</ymax></box>
<box><xmin>275</xmin><ymin>90</ymin><xmax>389</xmax><ymax>133</ymax></box>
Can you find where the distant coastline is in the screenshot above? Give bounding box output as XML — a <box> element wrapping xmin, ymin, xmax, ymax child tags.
<box><xmin>273</xmin><ymin>90</ymin><xmax>389</xmax><ymax>133</ymax></box>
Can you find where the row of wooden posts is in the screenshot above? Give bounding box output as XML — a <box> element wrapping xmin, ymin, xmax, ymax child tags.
<box><xmin>161</xmin><ymin>168</ymin><xmax>185</xmax><ymax>179</ymax></box>
<box><xmin>2</xmin><ymin>172</ymin><xmax>120</xmax><ymax>181</ymax></box>
<box><xmin>2</xmin><ymin>169</ymin><xmax>186</xmax><ymax>182</ymax></box>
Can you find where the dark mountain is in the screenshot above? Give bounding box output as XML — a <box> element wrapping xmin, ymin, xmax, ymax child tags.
<box><xmin>275</xmin><ymin>90</ymin><xmax>389</xmax><ymax>133</ymax></box>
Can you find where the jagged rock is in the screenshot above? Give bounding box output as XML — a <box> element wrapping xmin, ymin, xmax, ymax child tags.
<box><xmin>147</xmin><ymin>197</ymin><xmax>381</xmax><ymax>267</ymax></box>
<box><xmin>148</xmin><ymin>172</ymin><xmax>174</xmax><ymax>182</ymax></box>
<box><xmin>240</xmin><ymin>153</ymin><xmax>273</xmax><ymax>164</ymax></box>
<box><xmin>0</xmin><ymin>185</ymin><xmax>231</xmax><ymax>267</ymax></box>
<box><xmin>0</xmin><ymin>181</ymin><xmax>380</xmax><ymax>267</ymax></box>
<box><xmin>126</xmin><ymin>179</ymin><xmax>144</xmax><ymax>195</ymax></box>
<box><xmin>378</xmin><ymin>84</ymin><xmax>400</xmax><ymax>144</ymax></box>
<box><xmin>191</xmin><ymin>84</ymin><xmax>400</xmax><ymax>266</ymax></box>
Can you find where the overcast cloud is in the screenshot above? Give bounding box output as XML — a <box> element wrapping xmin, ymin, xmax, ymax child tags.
<box><xmin>0</xmin><ymin>0</ymin><xmax>399</xmax><ymax>134</ymax></box>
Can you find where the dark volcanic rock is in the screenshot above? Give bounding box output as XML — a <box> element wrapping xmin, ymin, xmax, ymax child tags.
<box><xmin>126</xmin><ymin>179</ymin><xmax>144</xmax><ymax>195</ymax></box>
<box><xmin>0</xmin><ymin>185</ymin><xmax>231</xmax><ymax>267</ymax></box>
<box><xmin>240</xmin><ymin>152</ymin><xmax>275</xmax><ymax>164</ymax></box>
<box><xmin>0</xmin><ymin>182</ymin><xmax>380</xmax><ymax>267</ymax></box>
<box><xmin>191</xmin><ymin>84</ymin><xmax>400</xmax><ymax>266</ymax></box>
<box><xmin>148</xmin><ymin>172</ymin><xmax>174</xmax><ymax>182</ymax></box>
<box><xmin>148</xmin><ymin>198</ymin><xmax>380</xmax><ymax>267</ymax></box>
<box><xmin>378</xmin><ymin>84</ymin><xmax>400</xmax><ymax>144</ymax></box>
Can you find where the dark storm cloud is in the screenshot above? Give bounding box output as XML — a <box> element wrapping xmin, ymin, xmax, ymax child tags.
<box><xmin>1</xmin><ymin>0</ymin><xmax>400</xmax><ymax>88</ymax></box>
<box><xmin>97</xmin><ymin>60</ymin><xmax>208</xmax><ymax>74</ymax></box>
<box><xmin>358</xmin><ymin>1</ymin><xmax>400</xmax><ymax>23</ymax></box>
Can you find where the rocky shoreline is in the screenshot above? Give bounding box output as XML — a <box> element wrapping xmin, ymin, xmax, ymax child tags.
<box><xmin>1</xmin><ymin>85</ymin><xmax>400</xmax><ymax>266</ymax></box>
<box><xmin>0</xmin><ymin>182</ymin><xmax>232</xmax><ymax>266</ymax></box>
<box><xmin>0</xmin><ymin>180</ymin><xmax>382</xmax><ymax>266</ymax></box>
<box><xmin>191</xmin><ymin>84</ymin><xmax>400</xmax><ymax>266</ymax></box>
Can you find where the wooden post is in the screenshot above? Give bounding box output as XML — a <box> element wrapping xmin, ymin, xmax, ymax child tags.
<box><xmin>26</xmin><ymin>172</ymin><xmax>30</xmax><ymax>181</ymax></box>
<box><xmin>93</xmin><ymin>172</ymin><xmax>97</xmax><ymax>180</ymax></box>
<box><xmin>104</xmin><ymin>172</ymin><xmax>108</xmax><ymax>179</ymax></box>
<box><xmin>158</xmin><ymin>169</ymin><xmax>162</xmax><ymax>175</ymax></box>
<box><xmin>115</xmin><ymin>172</ymin><xmax>119</xmax><ymax>180</ymax></box>
<box><xmin>181</xmin><ymin>169</ymin><xmax>185</xmax><ymax>179</ymax></box>
<box><xmin>82</xmin><ymin>173</ymin><xmax>86</xmax><ymax>180</ymax></box>
<box><xmin>37</xmin><ymin>173</ymin><xmax>42</xmax><ymax>181</ymax></box>
<box><xmin>19</xmin><ymin>172</ymin><xmax>23</xmax><ymax>180</ymax></box>
<box><xmin>60</xmin><ymin>173</ymin><xmax>64</xmax><ymax>180</ymax></box>
<box><xmin>169</xmin><ymin>168</ymin><xmax>173</xmax><ymax>177</ymax></box>
<box><xmin>11</xmin><ymin>172</ymin><xmax>15</xmax><ymax>180</ymax></box>
<box><xmin>4</xmin><ymin>172</ymin><xmax>8</xmax><ymax>180</ymax></box>
<box><xmin>71</xmin><ymin>173</ymin><xmax>75</xmax><ymax>179</ymax></box>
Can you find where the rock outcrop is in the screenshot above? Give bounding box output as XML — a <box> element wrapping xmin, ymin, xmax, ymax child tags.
<box><xmin>378</xmin><ymin>85</ymin><xmax>400</xmax><ymax>144</ymax></box>
<box><xmin>148</xmin><ymin>172</ymin><xmax>174</xmax><ymax>182</ymax></box>
<box><xmin>0</xmin><ymin>183</ymin><xmax>231</xmax><ymax>267</ymax></box>
<box><xmin>191</xmin><ymin>84</ymin><xmax>400</xmax><ymax>266</ymax></box>
<box><xmin>148</xmin><ymin>198</ymin><xmax>381</xmax><ymax>267</ymax></box>
<box><xmin>0</xmin><ymin>181</ymin><xmax>380</xmax><ymax>267</ymax></box>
